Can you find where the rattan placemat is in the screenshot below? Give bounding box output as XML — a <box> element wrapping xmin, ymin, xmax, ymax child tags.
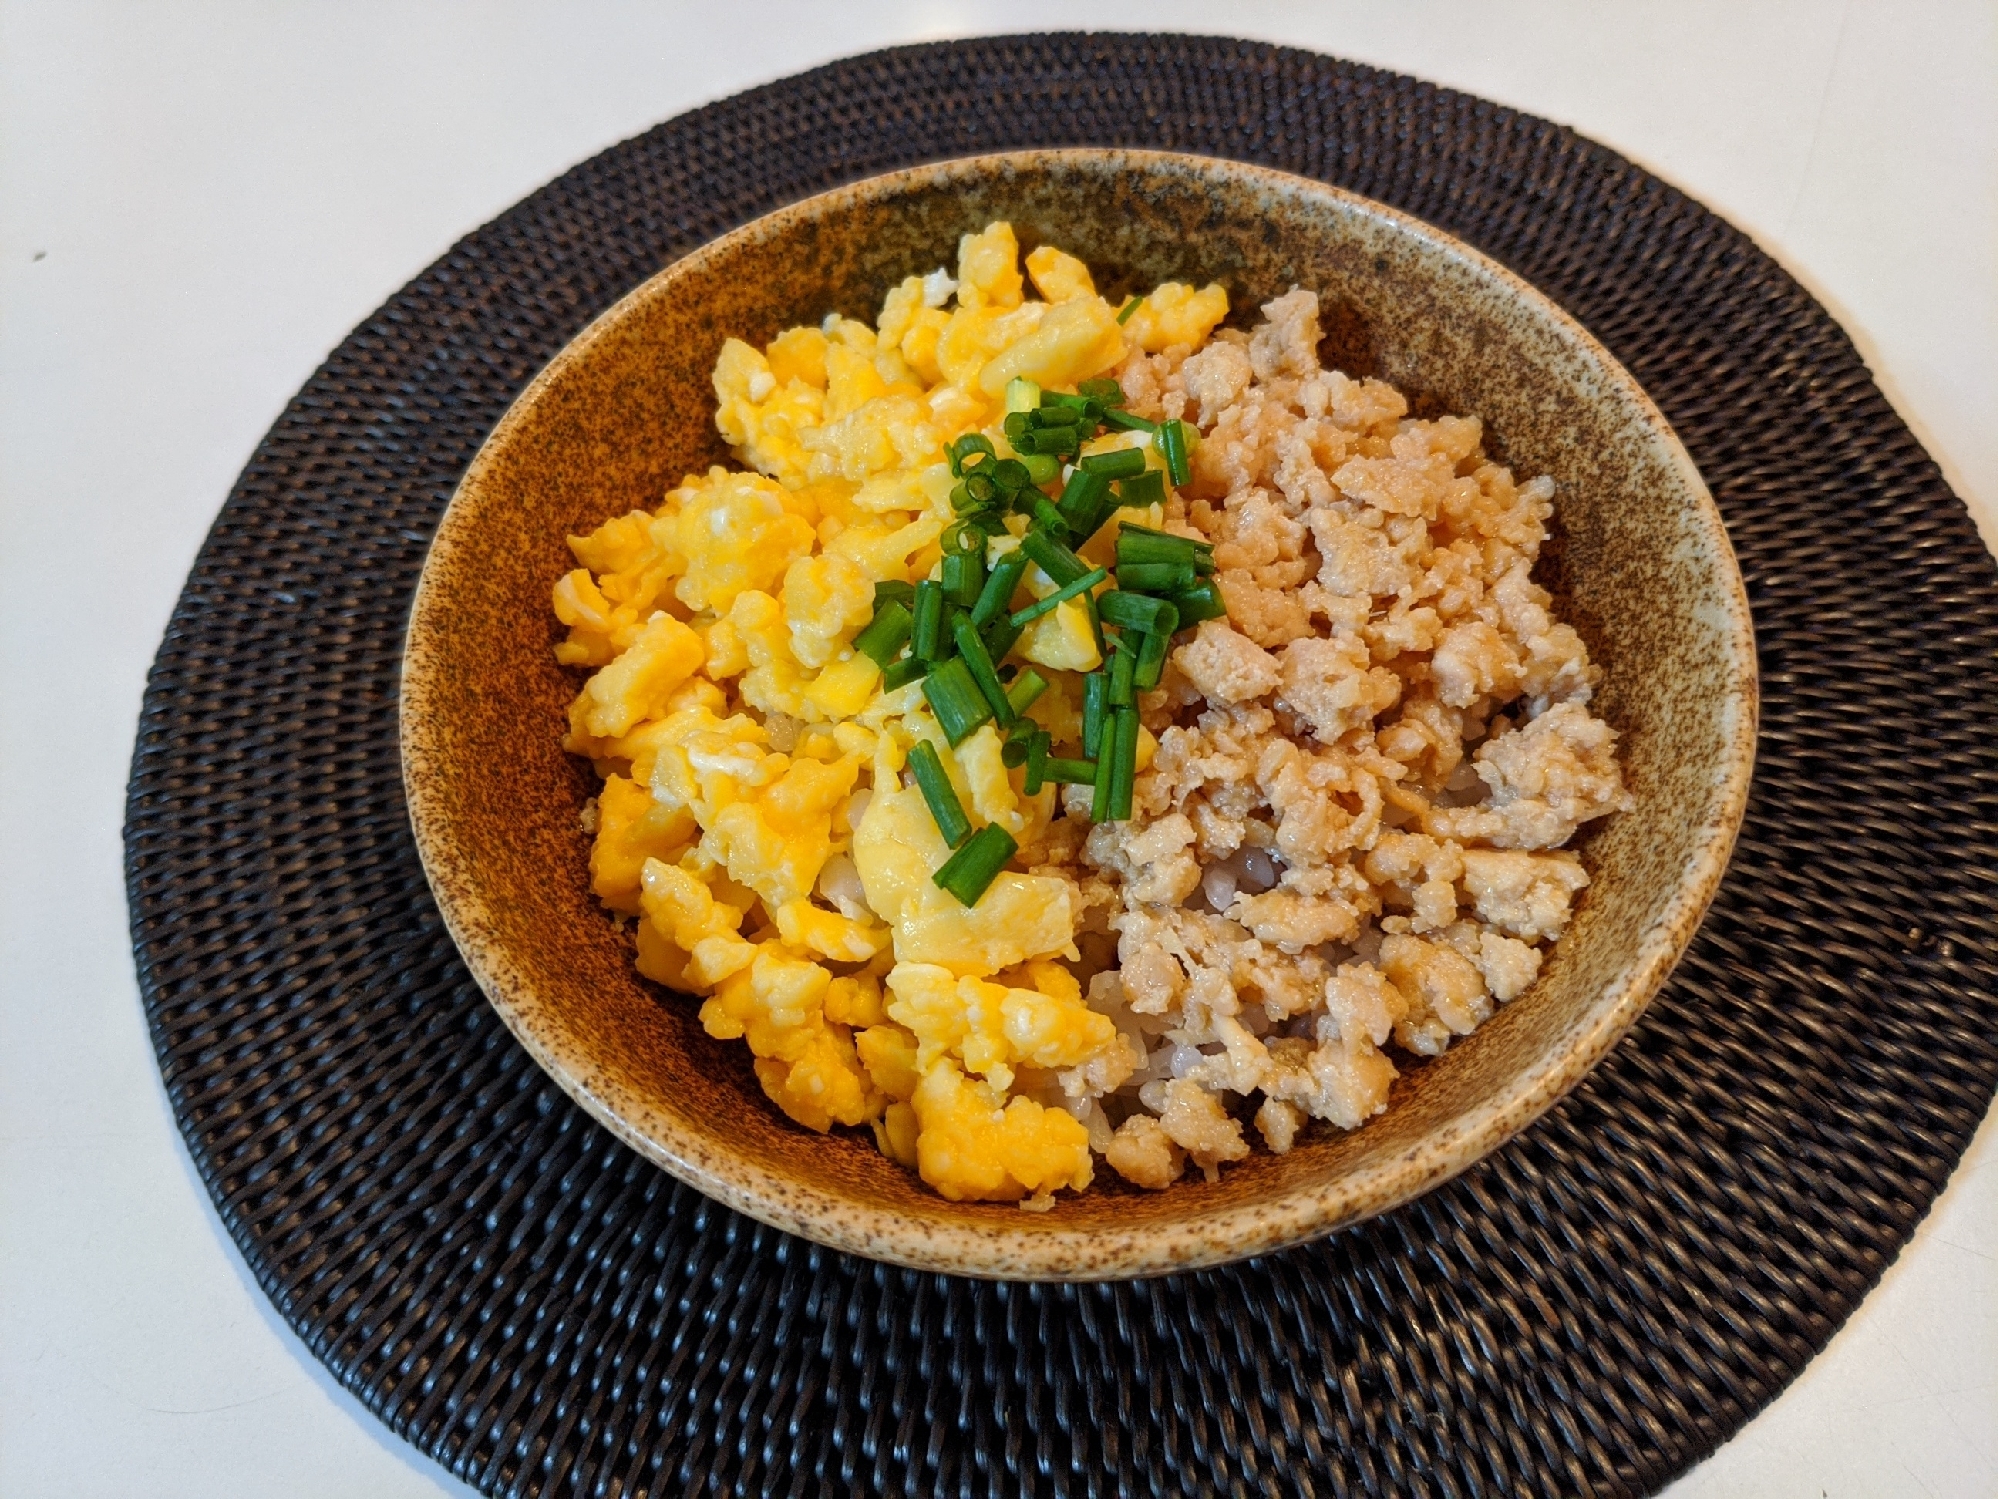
<box><xmin>125</xmin><ymin>34</ymin><xmax>1998</xmax><ymax>1498</ymax></box>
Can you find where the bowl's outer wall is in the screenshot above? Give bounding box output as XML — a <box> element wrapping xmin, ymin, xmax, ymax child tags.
<box><xmin>402</xmin><ymin>152</ymin><xmax>1755</xmax><ymax>1278</ymax></box>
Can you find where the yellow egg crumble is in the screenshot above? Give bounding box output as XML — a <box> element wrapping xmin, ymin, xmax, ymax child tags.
<box><xmin>554</xmin><ymin>224</ymin><xmax>1223</xmax><ymax>1204</ymax></box>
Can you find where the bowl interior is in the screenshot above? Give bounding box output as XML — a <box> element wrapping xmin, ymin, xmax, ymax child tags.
<box><xmin>401</xmin><ymin>150</ymin><xmax>1755</xmax><ymax>1279</ymax></box>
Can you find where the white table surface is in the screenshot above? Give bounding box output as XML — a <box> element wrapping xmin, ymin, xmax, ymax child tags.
<box><xmin>2</xmin><ymin>3</ymin><xmax>1992</xmax><ymax>1494</ymax></box>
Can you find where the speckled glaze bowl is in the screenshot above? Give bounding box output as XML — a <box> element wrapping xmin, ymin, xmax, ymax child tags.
<box><xmin>401</xmin><ymin>150</ymin><xmax>1756</xmax><ymax>1281</ymax></box>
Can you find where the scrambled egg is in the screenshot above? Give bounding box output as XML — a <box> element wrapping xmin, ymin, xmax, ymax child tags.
<box><xmin>553</xmin><ymin>223</ymin><xmax>1223</xmax><ymax>1204</ymax></box>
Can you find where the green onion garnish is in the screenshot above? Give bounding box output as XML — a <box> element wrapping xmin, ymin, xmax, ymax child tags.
<box><xmin>1108</xmin><ymin>643</ymin><xmax>1136</xmax><ymax>707</ymax></box>
<box><xmin>1056</xmin><ymin>467</ymin><xmax>1109</xmax><ymax>534</ymax></box>
<box><xmin>1008</xmin><ymin>566</ymin><xmax>1107</xmax><ymax>628</ymax></box>
<box><xmin>907</xmin><ymin>740</ymin><xmax>972</xmax><ymax>849</ymax></box>
<box><xmin>1024</xmin><ymin>731</ymin><xmax>1051</xmax><ymax>794</ymax></box>
<box><xmin>1115</xmin><ymin>524</ymin><xmax>1210</xmax><ymax>570</ymax></box>
<box><xmin>1101</xmin><ymin>408</ymin><xmax>1158</xmax><ymax>434</ymax></box>
<box><xmin>969</xmin><ymin>553</ymin><xmax>1028</xmax><ymax>628</ymax></box>
<box><xmin>1081</xmin><ymin>585</ymin><xmax>1106</xmax><ymax>655</ymax></box>
<box><xmin>1134</xmin><ymin>627</ymin><xmax>1170</xmax><ymax>690</ymax></box>
<box><xmin>922</xmin><ymin>657</ymin><xmax>993</xmax><ymax>745</ymax></box>
<box><xmin>913</xmin><ymin>580</ymin><xmax>945</xmax><ymax>661</ymax></box>
<box><xmin>1019</xmin><ymin>528</ymin><xmax>1090</xmax><ymax>588</ymax></box>
<box><xmin>882</xmin><ymin>656</ymin><xmax>928</xmax><ymax>691</ymax></box>
<box><xmin>949</xmin><ymin>432</ymin><xmax>995</xmax><ymax>478</ymax></box>
<box><xmin>1001</xmin><ymin>736</ymin><xmax>1030</xmax><ymax>769</ymax></box>
<box><xmin>1167</xmin><ymin>579</ymin><xmax>1228</xmax><ymax>624</ymax></box>
<box><xmin>1029</xmin><ymin>496</ymin><xmax>1070</xmax><ymax>540</ymax></box>
<box><xmin>1098</xmin><ymin>591</ymin><xmax>1180</xmax><ymax>636</ymax></box>
<box><xmin>933</xmin><ymin>823</ymin><xmax>1018</xmax><ymax>907</ymax></box>
<box><xmin>873</xmin><ymin>579</ymin><xmax>916</xmax><ymax>610</ymax></box>
<box><xmin>1116</xmin><ymin>561</ymin><xmax>1197</xmax><ymax>595</ymax></box>
<box><xmin>1079</xmin><ymin>447</ymin><xmax>1147</xmax><ymax>481</ymax></box>
<box><xmin>1090</xmin><ymin>726</ymin><xmax>1115</xmax><ymax>822</ymax></box>
<box><xmin>1082</xmin><ymin>671</ymin><xmax>1108</xmax><ymax>759</ymax></box>
<box><xmin>981</xmin><ymin>615</ymin><xmax>1024</xmax><ymax>665</ymax></box>
<box><xmin>1004</xmin><ymin>377</ymin><xmax>1041</xmax><ymax>414</ymax></box>
<box><xmin>1078</xmin><ymin>378</ymin><xmax>1126</xmax><ymax>407</ymax></box>
<box><xmin>1020</xmin><ymin>452</ymin><xmax>1060</xmax><ymax>486</ymax></box>
<box><xmin>1108</xmin><ymin>706</ymin><xmax>1139</xmax><ymax>821</ymax></box>
<box><xmin>1115</xmin><ymin>295</ymin><xmax>1144</xmax><ymax>325</ymax></box>
<box><xmin>1005</xmin><ymin>669</ymin><xmax>1048</xmax><ymax>717</ymax></box>
<box><xmin>941</xmin><ymin>548</ymin><xmax>985</xmax><ymax>609</ymax></box>
<box><xmin>1047</xmin><ymin>756</ymin><xmax>1098</xmax><ymax>785</ymax></box>
<box><xmin>990</xmin><ymin>457</ymin><xmax>1030</xmax><ymax>493</ymax></box>
<box><xmin>1117</xmin><ymin>470</ymin><xmax>1166</xmax><ymax>511</ymax></box>
<box><xmin>852</xmin><ymin>598</ymin><xmax>913</xmax><ymax>666</ymax></box>
<box><xmin>951</xmin><ymin>614</ymin><xmax>1014</xmax><ymax>725</ymax></box>
<box><xmin>1157</xmin><ymin>419</ymin><xmax>1191</xmax><ymax>486</ymax></box>
<box><xmin>1040</xmin><ymin>390</ymin><xmax>1093</xmax><ymax>413</ymax></box>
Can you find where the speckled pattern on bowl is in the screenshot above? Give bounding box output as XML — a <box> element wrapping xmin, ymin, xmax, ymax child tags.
<box><xmin>400</xmin><ymin>150</ymin><xmax>1756</xmax><ymax>1281</ymax></box>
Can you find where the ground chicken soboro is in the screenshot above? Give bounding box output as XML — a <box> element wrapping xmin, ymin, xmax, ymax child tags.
<box><xmin>1041</xmin><ymin>288</ymin><xmax>1632</xmax><ymax>1188</ymax></box>
<box><xmin>552</xmin><ymin>222</ymin><xmax>1628</xmax><ymax>1204</ymax></box>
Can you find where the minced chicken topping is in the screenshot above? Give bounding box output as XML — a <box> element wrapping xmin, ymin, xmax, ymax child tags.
<box><xmin>551</xmin><ymin>223</ymin><xmax>1629</xmax><ymax>1205</ymax></box>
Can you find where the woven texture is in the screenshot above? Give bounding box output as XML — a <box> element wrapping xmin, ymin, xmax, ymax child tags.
<box><xmin>125</xmin><ymin>34</ymin><xmax>1998</xmax><ymax>1498</ymax></box>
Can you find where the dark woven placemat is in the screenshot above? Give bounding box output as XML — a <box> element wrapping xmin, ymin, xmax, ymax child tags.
<box><xmin>125</xmin><ymin>33</ymin><xmax>1998</xmax><ymax>1498</ymax></box>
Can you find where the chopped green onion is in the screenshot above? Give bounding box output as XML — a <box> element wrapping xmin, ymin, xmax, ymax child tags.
<box><xmin>907</xmin><ymin>740</ymin><xmax>972</xmax><ymax>849</ymax></box>
<box><xmin>1134</xmin><ymin>627</ymin><xmax>1170</xmax><ymax>690</ymax></box>
<box><xmin>1101</xmin><ymin>408</ymin><xmax>1158</xmax><ymax>434</ymax></box>
<box><xmin>1098</xmin><ymin>591</ymin><xmax>1180</xmax><ymax>636</ymax></box>
<box><xmin>1020</xmin><ymin>452</ymin><xmax>1060</xmax><ymax>486</ymax></box>
<box><xmin>980</xmin><ymin>615</ymin><xmax>1024</xmax><ymax>664</ymax></box>
<box><xmin>1157</xmin><ymin>419</ymin><xmax>1191</xmax><ymax>486</ymax></box>
<box><xmin>1024</xmin><ymin>731</ymin><xmax>1051</xmax><ymax>794</ymax></box>
<box><xmin>853</xmin><ymin>598</ymin><xmax>913</xmax><ymax>666</ymax></box>
<box><xmin>882</xmin><ymin>655</ymin><xmax>928</xmax><ymax>691</ymax></box>
<box><xmin>951</xmin><ymin>614</ymin><xmax>1014</xmax><ymax>725</ymax></box>
<box><xmin>1005</xmin><ymin>669</ymin><xmax>1048</xmax><ymax>717</ymax></box>
<box><xmin>1079</xmin><ymin>447</ymin><xmax>1147</xmax><ymax>481</ymax></box>
<box><xmin>1081</xmin><ymin>585</ymin><xmax>1106</xmax><ymax>655</ymax></box>
<box><xmin>873</xmin><ymin>579</ymin><xmax>916</xmax><ymax>610</ymax></box>
<box><xmin>1167</xmin><ymin>579</ymin><xmax>1228</xmax><ymax>625</ymax></box>
<box><xmin>1108</xmin><ymin>643</ymin><xmax>1136</xmax><ymax>707</ymax></box>
<box><xmin>1116</xmin><ymin>561</ymin><xmax>1197</xmax><ymax>595</ymax></box>
<box><xmin>990</xmin><ymin>457</ymin><xmax>1030</xmax><ymax>493</ymax></box>
<box><xmin>970</xmin><ymin>553</ymin><xmax>1028</xmax><ymax>628</ymax></box>
<box><xmin>1029</xmin><ymin>496</ymin><xmax>1071</xmax><ymax>540</ymax></box>
<box><xmin>1090</xmin><ymin>725</ymin><xmax>1114</xmax><ymax>822</ymax></box>
<box><xmin>933</xmin><ymin>822</ymin><xmax>1018</xmax><ymax>907</ymax></box>
<box><xmin>913</xmin><ymin>580</ymin><xmax>945</xmax><ymax>661</ymax></box>
<box><xmin>1001</xmin><ymin>738</ymin><xmax>1029</xmax><ymax>768</ymax></box>
<box><xmin>1082</xmin><ymin>671</ymin><xmax>1108</xmax><ymax>759</ymax></box>
<box><xmin>949</xmin><ymin>432</ymin><xmax>995</xmax><ymax>478</ymax></box>
<box><xmin>1117</xmin><ymin>520</ymin><xmax>1212</xmax><ymax>563</ymax></box>
<box><xmin>1047</xmin><ymin>756</ymin><xmax>1098</xmax><ymax>785</ymax></box>
<box><xmin>941</xmin><ymin>548</ymin><xmax>985</xmax><ymax>609</ymax></box>
<box><xmin>1039</xmin><ymin>390</ymin><xmax>1092</xmax><ymax>413</ymax></box>
<box><xmin>1056</xmin><ymin>467</ymin><xmax>1109</xmax><ymax>534</ymax></box>
<box><xmin>1078</xmin><ymin>378</ymin><xmax>1126</xmax><ymax>407</ymax></box>
<box><xmin>921</xmin><ymin>657</ymin><xmax>992</xmax><ymax>745</ymax></box>
<box><xmin>1108</xmin><ymin>707</ymin><xmax>1139</xmax><ymax>821</ymax></box>
<box><xmin>1019</xmin><ymin>527</ymin><xmax>1090</xmax><ymax>588</ymax></box>
<box><xmin>1113</xmin><ymin>469</ymin><xmax>1165</xmax><ymax>510</ymax></box>
<box><xmin>941</xmin><ymin>522</ymin><xmax>984</xmax><ymax>555</ymax></box>
<box><xmin>1008</xmin><ymin>566</ymin><xmax>1107</xmax><ymax>628</ymax></box>
<box><xmin>1004</xmin><ymin>377</ymin><xmax>1041</xmax><ymax>414</ymax></box>
<box><xmin>1115</xmin><ymin>295</ymin><xmax>1144</xmax><ymax>325</ymax></box>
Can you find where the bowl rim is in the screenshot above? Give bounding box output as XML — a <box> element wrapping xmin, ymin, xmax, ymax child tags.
<box><xmin>400</xmin><ymin>147</ymin><xmax>1758</xmax><ymax>1281</ymax></box>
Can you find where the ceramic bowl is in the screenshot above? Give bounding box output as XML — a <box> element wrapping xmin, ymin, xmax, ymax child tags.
<box><xmin>401</xmin><ymin>149</ymin><xmax>1756</xmax><ymax>1280</ymax></box>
